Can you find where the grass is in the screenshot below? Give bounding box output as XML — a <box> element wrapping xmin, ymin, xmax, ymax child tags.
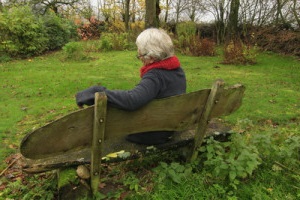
<box><xmin>0</xmin><ymin>46</ymin><xmax>299</xmax><ymax>199</ymax></box>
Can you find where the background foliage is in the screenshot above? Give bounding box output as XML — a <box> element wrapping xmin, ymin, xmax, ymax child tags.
<box><xmin>0</xmin><ymin>5</ymin><xmax>77</xmax><ymax>59</ymax></box>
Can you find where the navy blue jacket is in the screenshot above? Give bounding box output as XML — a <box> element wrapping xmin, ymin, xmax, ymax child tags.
<box><xmin>76</xmin><ymin>67</ymin><xmax>186</xmax><ymax>111</ymax></box>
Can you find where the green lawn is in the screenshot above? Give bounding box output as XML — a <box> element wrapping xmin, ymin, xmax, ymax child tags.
<box><xmin>0</xmin><ymin>49</ymin><xmax>299</xmax><ymax>199</ymax></box>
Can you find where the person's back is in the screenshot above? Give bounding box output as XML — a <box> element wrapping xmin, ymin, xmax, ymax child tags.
<box><xmin>76</xmin><ymin>28</ymin><xmax>186</xmax><ymax>144</ymax></box>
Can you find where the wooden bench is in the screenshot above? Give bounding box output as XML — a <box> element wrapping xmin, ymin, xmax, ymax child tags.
<box><xmin>20</xmin><ymin>80</ymin><xmax>245</xmax><ymax>195</ymax></box>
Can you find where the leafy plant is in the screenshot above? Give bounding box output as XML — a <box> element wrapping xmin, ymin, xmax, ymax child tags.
<box><xmin>42</xmin><ymin>11</ymin><xmax>78</xmax><ymax>51</ymax></box>
<box><xmin>2</xmin><ymin>173</ymin><xmax>56</xmax><ymax>200</ymax></box>
<box><xmin>176</xmin><ymin>22</ymin><xmax>197</xmax><ymax>37</ymax></box>
<box><xmin>200</xmin><ymin>133</ymin><xmax>261</xmax><ymax>182</ymax></box>
<box><xmin>0</xmin><ymin>6</ymin><xmax>48</xmax><ymax>57</ymax></box>
<box><xmin>99</xmin><ymin>32</ymin><xmax>134</xmax><ymax>51</ymax></box>
<box><xmin>62</xmin><ymin>41</ymin><xmax>87</xmax><ymax>61</ymax></box>
<box><xmin>122</xmin><ymin>172</ymin><xmax>140</xmax><ymax>192</ymax></box>
<box><xmin>154</xmin><ymin>162</ymin><xmax>192</xmax><ymax>184</ymax></box>
<box><xmin>277</xmin><ymin>135</ymin><xmax>300</xmax><ymax>168</ymax></box>
<box><xmin>0</xmin><ymin>54</ymin><xmax>12</xmax><ymax>63</ymax></box>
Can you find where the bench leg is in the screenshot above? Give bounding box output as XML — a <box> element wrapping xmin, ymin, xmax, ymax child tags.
<box><xmin>91</xmin><ymin>92</ymin><xmax>107</xmax><ymax>195</ymax></box>
<box><xmin>189</xmin><ymin>80</ymin><xmax>225</xmax><ymax>162</ymax></box>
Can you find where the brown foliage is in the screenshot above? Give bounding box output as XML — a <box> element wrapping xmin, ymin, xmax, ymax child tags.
<box><xmin>251</xmin><ymin>27</ymin><xmax>300</xmax><ymax>57</ymax></box>
<box><xmin>222</xmin><ymin>40</ymin><xmax>257</xmax><ymax>65</ymax></box>
<box><xmin>177</xmin><ymin>35</ymin><xmax>216</xmax><ymax>56</ymax></box>
<box><xmin>77</xmin><ymin>18</ymin><xmax>106</xmax><ymax>40</ymax></box>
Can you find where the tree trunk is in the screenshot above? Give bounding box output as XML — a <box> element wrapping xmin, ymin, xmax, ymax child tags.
<box><xmin>292</xmin><ymin>0</ymin><xmax>300</xmax><ymax>28</ymax></box>
<box><xmin>156</xmin><ymin>0</ymin><xmax>161</xmax><ymax>26</ymax></box>
<box><xmin>132</xmin><ymin>0</ymin><xmax>136</xmax><ymax>22</ymax></box>
<box><xmin>215</xmin><ymin>1</ymin><xmax>226</xmax><ymax>45</ymax></box>
<box><xmin>145</xmin><ymin>0</ymin><xmax>156</xmax><ymax>28</ymax></box>
<box><xmin>125</xmin><ymin>0</ymin><xmax>130</xmax><ymax>31</ymax></box>
<box><xmin>275</xmin><ymin>0</ymin><xmax>286</xmax><ymax>25</ymax></box>
<box><xmin>164</xmin><ymin>0</ymin><xmax>169</xmax><ymax>23</ymax></box>
<box><xmin>226</xmin><ymin>0</ymin><xmax>240</xmax><ymax>41</ymax></box>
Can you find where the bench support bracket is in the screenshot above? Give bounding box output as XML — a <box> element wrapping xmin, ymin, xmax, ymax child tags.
<box><xmin>189</xmin><ymin>80</ymin><xmax>225</xmax><ymax>162</ymax></box>
<box><xmin>91</xmin><ymin>92</ymin><xmax>107</xmax><ymax>195</ymax></box>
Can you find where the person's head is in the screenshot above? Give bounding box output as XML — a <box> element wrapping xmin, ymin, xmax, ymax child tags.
<box><xmin>136</xmin><ymin>28</ymin><xmax>174</xmax><ymax>65</ymax></box>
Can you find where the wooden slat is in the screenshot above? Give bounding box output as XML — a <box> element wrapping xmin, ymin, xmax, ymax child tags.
<box><xmin>21</xmin><ymin>130</ymin><xmax>196</xmax><ymax>173</ymax></box>
<box><xmin>20</xmin><ymin>83</ymin><xmax>245</xmax><ymax>161</ymax></box>
<box><xmin>20</xmin><ymin>89</ymin><xmax>210</xmax><ymax>159</ymax></box>
<box><xmin>210</xmin><ymin>83</ymin><xmax>245</xmax><ymax>118</ymax></box>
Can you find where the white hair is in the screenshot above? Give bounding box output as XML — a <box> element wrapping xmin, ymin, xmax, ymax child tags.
<box><xmin>136</xmin><ymin>28</ymin><xmax>174</xmax><ymax>61</ymax></box>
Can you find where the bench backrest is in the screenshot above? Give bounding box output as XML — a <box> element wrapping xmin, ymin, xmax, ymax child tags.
<box><xmin>20</xmin><ymin>82</ymin><xmax>245</xmax><ymax>161</ymax></box>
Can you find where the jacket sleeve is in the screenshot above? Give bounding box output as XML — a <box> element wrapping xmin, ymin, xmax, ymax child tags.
<box><xmin>75</xmin><ymin>85</ymin><xmax>106</xmax><ymax>107</ymax></box>
<box><xmin>105</xmin><ymin>72</ymin><xmax>161</xmax><ymax>111</ymax></box>
<box><xmin>75</xmin><ymin>72</ymin><xmax>161</xmax><ymax>111</ymax></box>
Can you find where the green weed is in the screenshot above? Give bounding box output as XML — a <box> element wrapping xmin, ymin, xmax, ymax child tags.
<box><xmin>153</xmin><ymin>162</ymin><xmax>193</xmax><ymax>184</ymax></box>
<box><xmin>199</xmin><ymin>133</ymin><xmax>261</xmax><ymax>182</ymax></box>
<box><xmin>1</xmin><ymin>173</ymin><xmax>56</xmax><ymax>200</ymax></box>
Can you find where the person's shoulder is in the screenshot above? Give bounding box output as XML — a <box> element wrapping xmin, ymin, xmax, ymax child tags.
<box><xmin>142</xmin><ymin>69</ymin><xmax>161</xmax><ymax>77</ymax></box>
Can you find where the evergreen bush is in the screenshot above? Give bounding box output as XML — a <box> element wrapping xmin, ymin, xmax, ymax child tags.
<box><xmin>42</xmin><ymin>11</ymin><xmax>78</xmax><ymax>51</ymax></box>
<box><xmin>0</xmin><ymin>6</ymin><xmax>48</xmax><ymax>57</ymax></box>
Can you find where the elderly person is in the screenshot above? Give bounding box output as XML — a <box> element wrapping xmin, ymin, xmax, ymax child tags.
<box><xmin>76</xmin><ymin>28</ymin><xmax>186</xmax><ymax>145</ymax></box>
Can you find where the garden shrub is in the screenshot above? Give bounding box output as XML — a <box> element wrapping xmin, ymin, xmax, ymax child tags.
<box><xmin>62</xmin><ymin>42</ymin><xmax>86</xmax><ymax>61</ymax></box>
<box><xmin>0</xmin><ymin>54</ymin><xmax>12</xmax><ymax>63</ymax></box>
<box><xmin>222</xmin><ymin>40</ymin><xmax>257</xmax><ymax>65</ymax></box>
<box><xmin>175</xmin><ymin>35</ymin><xmax>216</xmax><ymax>56</ymax></box>
<box><xmin>82</xmin><ymin>40</ymin><xmax>102</xmax><ymax>53</ymax></box>
<box><xmin>130</xmin><ymin>21</ymin><xmax>144</xmax><ymax>35</ymax></box>
<box><xmin>252</xmin><ymin>26</ymin><xmax>300</xmax><ymax>57</ymax></box>
<box><xmin>42</xmin><ymin>11</ymin><xmax>78</xmax><ymax>51</ymax></box>
<box><xmin>107</xmin><ymin>20</ymin><xmax>126</xmax><ymax>33</ymax></box>
<box><xmin>0</xmin><ymin>6</ymin><xmax>48</xmax><ymax>58</ymax></box>
<box><xmin>77</xmin><ymin>17</ymin><xmax>106</xmax><ymax>40</ymax></box>
<box><xmin>176</xmin><ymin>21</ymin><xmax>197</xmax><ymax>37</ymax></box>
<box><xmin>99</xmin><ymin>32</ymin><xmax>135</xmax><ymax>51</ymax></box>
<box><xmin>175</xmin><ymin>22</ymin><xmax>216</xmax><ymax>56</ymax></box>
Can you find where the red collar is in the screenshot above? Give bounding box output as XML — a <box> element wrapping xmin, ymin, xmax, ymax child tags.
<box><xmin>140</xmin><ymin>56</ymin><xmax>180</xmax><ymax>78</ymax></box>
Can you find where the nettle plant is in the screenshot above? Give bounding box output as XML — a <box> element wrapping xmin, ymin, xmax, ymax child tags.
<box><xmin>154</xmin><ymin>162</ymin><xmax>193</xmax><ymax>184</ymax></box>
<box><xmin>200</xmin><ymin>133</ymin><xmax>261</xmax><ymax>182</ymax></box>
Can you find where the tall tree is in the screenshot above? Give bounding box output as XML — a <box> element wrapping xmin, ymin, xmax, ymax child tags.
<box><xmin>164</xmin><ymin>0</ymin><xmax>171</xmax><ymax>23</ymax></box>
<box><xmin>185</xmin><ymin>0</ymin><xmax>204</xmax><ymax>22</ymax></box>
<box><xmin>131</xmin><ymin>0</ymin><xmax>136</xmax><ymax>22</ymax></box>
<box><xmin>173</xmin><ymin>0</ymin><xmax>188</xmax><ymax>23</ymax></box>
<box><xmin>275</xmin><ymin>0</ymin><xmax>288</xmax><ymax>25</ymax></box>
<box><xmin>31</xmin><ymin>0</ymin><xmax>79</xmax><ymax>15</ymax></box>
<box><xmin>125</xmin><ymin>0</ymin><xmax>130</xmax><ymax>30</ymax></box>
<box><xmin>291</xmin><ymin>0</ymin><xmax>300</xmax><ymax>28</ymax></box>
<box><xmin>202</xmin><ymin>0</ymin><xmax>229</xmax><ymax>44</ymax></box>
<box><xmin>145</xmin><ymin>0</ymin><xmax>159</xmax><ymax>28</ymax></box>
<box><xmin>226</xmin><ymin>0</ymin><xmax>240</xmax><ymax>40</ymax></box>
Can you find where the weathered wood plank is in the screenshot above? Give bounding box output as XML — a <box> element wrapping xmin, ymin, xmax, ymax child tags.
<box><xmin>210</xmin><ymin>83</ymin><xmax>245</xmax><ymax>118</ymax></box>
<box><xmin>20</xmin><ymin>83</ymin><xmax>245</xmax><ymax>162</ymax></box>
<box><xmin>20</xmin><ymin>89</ymin><xmax>210</xmax><ymax>159</ymax></box>
<box><xmin>21</xmin><ymin>130</ymin><xmax>195</xmax><ymax>173</ymax></box>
